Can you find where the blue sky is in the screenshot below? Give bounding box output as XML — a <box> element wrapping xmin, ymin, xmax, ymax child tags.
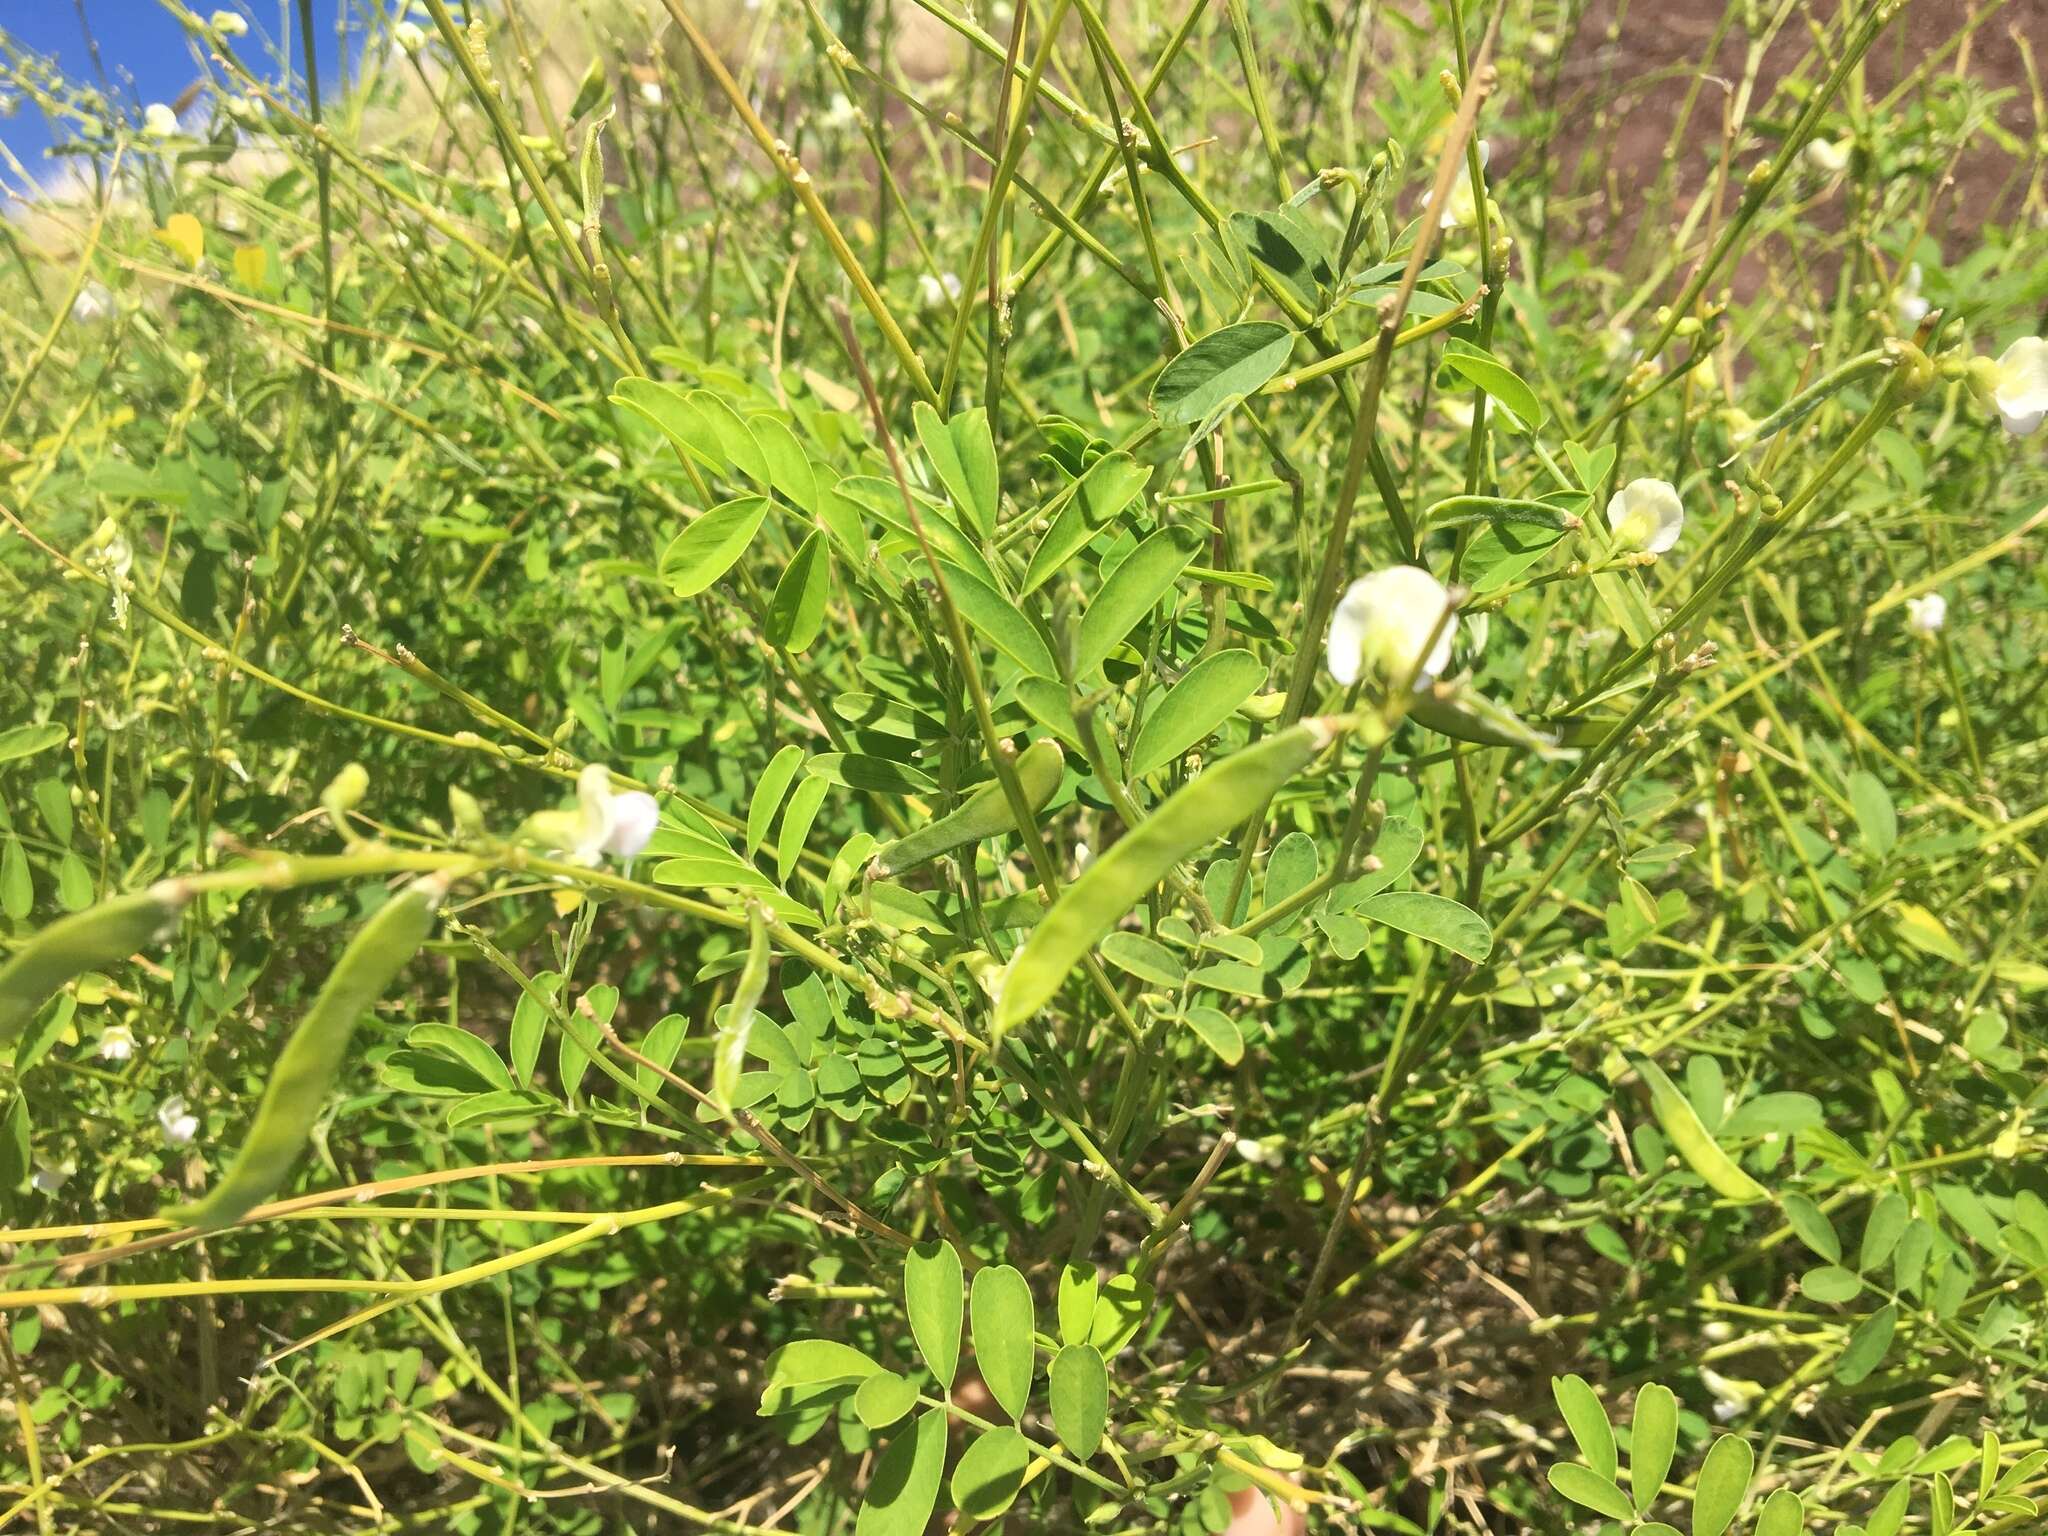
<box><xmin>1</xmin><ymin>1</ymin><xmax>368</xmax><ymax>168</ymax></box>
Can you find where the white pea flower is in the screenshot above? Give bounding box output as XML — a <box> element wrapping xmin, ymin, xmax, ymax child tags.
<box><xmin>1234</xmin><ymin>1136</ymin><xmax>1280</xmax><ymax>1166</ymax></box>
<box><xmin>72</xmin><ymin>281</ymin><xmax>111</xmax><ymax>322</ymax></box>
<box><xmin>1893</xmin><ymin>262</ymin><xmax>1928</xmax><ymax>330</ymax></box>
<box><xmin>1429</xmin><ymin>137</ymin><xmax>1490</xmax><ymax>230</ymax></box>
<box><xmin>639</xmin><ymin>79</ymin><xmax>664</xmax><ymax>107</ymax></box>
<box><xmin>533</xmin><ymin>763</ymin><xmax>661</xmax><ymax>864</ymax></box>
<box><xmin>143</xmin><ymin>102</ymin><xmax>179</xmax><ymax>138</ymax></box>
<box><xmin>1326</xmin><ymin>565</ymin><xmax>1458</xmax><ymax>689</ymax></box>
<box><xmin>1803</xmin><ymin>136</ymin><xmax>1851</xmax><ymax>175</ymax></box>
<box><xmin>31</xmin><ymin>1162</ymin><xmax>72</xmax><ymax>1196</ymax></box>
<box><xmin>1605</xmin><ymin>477</ymin><xmax>1685</xmax><ymax>555</ymax></box>
<box><xmin>1983</xmin><ymin>336</ymin><xmax>2048</xmax><ymax>436</ymax></box>
<box><xmin>917</xmin><ymin>271</ymin><xmax>963</xmax><ymax>309</ymax></box>
<box><xmin>210</xmin><ymin>10</ymin><xmax>249</xmax><ymax>36</ymax></box>
<box><xmin>393</xmin><ymin>20</ymin><xmax>427</xmax><ymax>51</ymax></box>
<box><xmin>99</xmin><ymin>1024</ymin><xmax>136</xmax><ymax>1061</ymax></box>
<box><xmin>158</xmin><ymin>1095</ymin><xmax>199</xmax><ymax>1145</ymax></box>
<box><xmin>1906</xmin><ymin>592</ymin><xmax>1946</xmax><ymax>635</ymax></box>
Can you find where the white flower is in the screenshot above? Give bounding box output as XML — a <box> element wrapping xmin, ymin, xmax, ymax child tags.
<box><xmin>1893</xmin><ymin>262</ymin><xmax>1928</xmax><ymax>330</ymax></box>
<box><xmin>31</xmin><ymin>1162</ymin><xmax>72</xmax><ymax>1196</ymax></box>
<box><xmin>1986</xmin><ymin>336</ymin><xmax>2048</xmax><ymax>436</ymax></box>
<box><xmin>1326</xmin><ymin>565</ymin><xmax>1458</xmax><ymax>689</ymax></box>
<box><xmin>1803</xmin><ymin>136</ymin><xmax>1851</xmax><ymax>175</ymax></box>
<box><xmin>158</xmin><ymin>1095</ymin><xmax>199</xmax><ymax>1145</ymax></box>
<box><xmin>210</xmin><ymin>10</ymin><xmax>248</xmax><ymax>35</ymax></box>
<box><xmin>639</xmin><ymin>79</ymin><xmax>663</xmax><ymax>107</ymax></box>
<box><xmin>544</xmin><ymin>763</ymin><xmax>661</xmax><ymax>863</ymax></box>
<box><xmin>1605</xmin><ymin>477</ymin><xmax>1685</xmax><ymax>555</ymax></box>
<box><xmin>917</xmin><ymin>271</ymin><xmax>963</xmax><ymax>309</ymax></box>
<box><xmin>99</xmin><ymin>1025</ymin><xmax>136</xmax><ymax>1061</ymax></box>
<box><xmin>1234</xmin><ymin>1136</ymin><xmax>1280</xmax><ymax>1166</ymax></box>
<box><xmin>143</xmin><ymin>102</ymin><xmax>179</xmax><ymax>138</ymax></box>
<box><xmin>72</xmin><ymin>281</ymin><xmax>111</xmax><ymax>322</ymax></box>
<box><xmin>1429</xmin><ymin>138</ymin><xmax>1490</xmax><ymax>230</ymax></box>
<box><xmin>393</xmin><ymin>20</ymin><xmax>427</xmax><ymax>51</ymax></box>
<box><xmin>1906</xmin><ymin>592</ymin><xmax>1946</xmax><ymax>635</ymax></box>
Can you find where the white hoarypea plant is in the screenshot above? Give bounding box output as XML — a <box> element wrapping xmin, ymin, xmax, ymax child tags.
<box><xmin>1906</xmin><ymin>592</ymin><xmax>1947</xmax><ymax>636</ymax></box>
<box><xmin>143</xmin><ymin>102</ymin><xmax>179</xmax><ymax>138</ymax></box>
<box><xmin>1606</xmin><ymin>477</ymin><xmax>1685</xmax><ymax>556</ymax></box>
<box><xmin>519</xmin><ymin>764</ymin><xmax>661</xmax><ymax>865</ymax></box>
<box><xmin>1979</xmin><ymin>337</ymin><xmax>2048</xmax><ymax>437</ymax></box>
<box><xmin>1325</xmin><ymin>565</ymin><xmax>1458</xmax><ymax>691</ymax></box>
<box><xmin>158</xmin><ymin>1095</ymin><xmax>199</xmax><ymax>1146</ymax></box>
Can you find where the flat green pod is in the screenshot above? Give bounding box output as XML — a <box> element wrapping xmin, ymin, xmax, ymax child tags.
<box><xmin>172</xmin><ymin>875</ymin><xmax>446</xmax><ymax>1231</ymax></box>
<box><xmin>0</xmin><ymin>882</ymin><xmax>188</xmax><ymax>1044</ymax></box>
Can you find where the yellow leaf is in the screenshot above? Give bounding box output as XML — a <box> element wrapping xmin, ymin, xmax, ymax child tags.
<box><xmin>1892</xmin><ymin>901</ymin><xmax>1968</xmax><ymax>964</ymax></box>
<box><xmin>232</xmin><ymin>244</ymin><xmax>267</xmax><ymax>289</ymax></box>
<box><xmin>158</xmin><ymin>212</ymin><xmax>204</xmax><ymax>267</ymax></box>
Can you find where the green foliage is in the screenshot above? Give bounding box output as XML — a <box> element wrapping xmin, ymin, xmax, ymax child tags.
<box><xmin>0</xmin><ymin>0</ymin><xmax>2044</xmax><ymax>1529</ymax></box>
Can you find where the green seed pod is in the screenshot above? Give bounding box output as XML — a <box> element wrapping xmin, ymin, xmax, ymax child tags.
<box><xmin>870</xmin><ymin>740</ymin><xmax>1065</xmax><ymax>877</ymax></box>
<box><xmin>171</xmin><ymin>873</ymin><xmax>447</xmax><ymax>1231</ymax></box>
<box><xmin>994</xmin><ymin>719</ymin><xmax>1337</xmax><ymax>1036</ymax></box>
<box><xmin>0</xmin><ymin>882</ymin><xmax>189</xmax><ymax>1044</ymax></box>
<box><xmin>711</xmin><ymin>907</ymin><xmax>772</xmax><ymax>1114</ymax></box>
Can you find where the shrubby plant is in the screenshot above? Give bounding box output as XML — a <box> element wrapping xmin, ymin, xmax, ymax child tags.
<box><xmin>0</xmin><ymin>0</ymin><xmax>2043</xmax><ymax>1530</ymax></box>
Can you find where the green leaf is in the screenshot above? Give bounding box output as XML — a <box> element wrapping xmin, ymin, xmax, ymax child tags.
<box><xmin>805</xmin><ymin>754</ymin><xmax>939</xmax><ymax>797</ymax></box>
<box><xmin>765</xmin><ymin>528</ymin><xmax>831</xmax><ymax>653</ymax></box>
<box><xmin>970</xmin><ymin>1264</ymin><xmax>1034</xmax><ymax>1421</ymax></box>
<box><xmin>1692</xmin><ymin>1434</ymin><xmax>1754</xmax><ymax>1536</ymax></box>
<box><xmin>406</xmin><ymin>1024</ymin><xmax>514</xmax><ymax>1094</ymax></box>
<box><xmin>1088</xmin><ymin>1274</ymin><xmax>1152</xmax><ymax>1355</ymax></box>
<box><xmin>749</xmin><ymin>414</ymin><xmax>820</xmax><ymax>513</ymax></box>
<box><xmin>1</xmin><ymin>840</ymin><xmax>30</xmax><ymax>921</ymax></box>
<box><xmin>775</xmin><ymin>775</ymin><xmax>829</xmax><ymax>886</ymax></box>
<box><xmin>1128</xmin><ymin>648</ymin><xmax>1266</xmax><ymax>777</ymax></box>
<box><xmin>1438</xmin><ymin>345</ymin><xmax>1546</xmax><ymax>431</ymax></box>
<box><xmin>1355</xmin><ymin>891</ymin><xmax>1492</xmax><ymax>961</ymax></box>
<box><xmin>1180</xmin><ymin>1005</ymin><xmax>1244</xmax><ymax>1064</ymax></box>
<box><xmin>1847</xmin><ymin>771</ymin><xmax>1897</xmax><ymax>856</ymax></box>
<box><xmin>611</xmin><ymin>377</ymin><xmax>724</xmax><ymax>475</ymax></box>
<box><xmin>1049</xmin><ymin>1344</ymin><xmax>1108</xmax><ymax>1458</ymax></box>
<box><xmin>661</xmin><ymin>496</ymin><xmax>771</xmax><ymax>598</ymax></box>
<box><xmin>1835</xmin><ymin>1302</ymin><xmax>1897</xmax><ymax>1385</ymax></box>
<box><xmin>1781</xmin><ymin>1193</ymin><xmax>1841</xmax><ymax>1263</ymax></box>
<box><xmin>689</xmin><ymin>390</ymin><xmax>770</xmax><ymax>485</ymax></box>
<box><xmin>1151</xmin><ymin>321</ymin><xmax>1296</xmax><ymax>426</ymax></box>
<box><xmin>1057</xmin><ymin>1264</ymin><xmax>1099</xmax><ymax>1348</ymax></box>
<box><xmin>1021</xmin><ymin>452</ymin><xmax>1152</xmax><ymax>596</ymax></box>
<box><xmin>1755</xmin><ymin>1487</ymin><xmax>1805</xmax><ymax>1536</ymax></box>
<box><xmin>854</xmin><ymin>1370</ymin><xmax>920</xmax><ymax>1430</ymax></box>
<box><xmin>1099</xmin><ymin>933</ymin><xmax>1186</xmax><ymax>988</ymax></box>
<box><xmin>942</xmin><ymin>563</ymin><xmax>1057</xmax><ymax>678</ymax></box>
<box><xmin>1800</xmin><ymin>1265</ymin><xmax>1863</xmax><ymax>1304</ymax></box>
<box><xmin>1072</xmin><ymin>525</ymin><xmax>1202</xmax><ymax>678</ymax></box>
<box><xmin>1860</xmin><ymin>1192</ymin><xmax>1909</xmax><ymax>1273</ymax></box>
<box><xmin>1630</xmin><ymin>1382</ymin><xmax>1678</xmax><ymax>1513</ymax></box>
<box><xmin>0</xmin><ymin>724</ymin><xmax>68</xmax><ymax>766</ymax></box>
<box><xmin>1892</xmin><ymin>901</ymin><xmax>1967</xmax><ymax>964</ymax></box>
<box><xmin>914</xmin><ymin>402</ymin><xmax>999</xmax><ymax>539</ymax></box>
<box><xmin>950</xmin><ymin>1425</ymin><xmax>1030</xmax><ymax>1520</ymax></box>
<box><xmin>748</xmin><ymin>745</ymin><xmax>806</xmax><ymax>855</ymax></box>
<box><xmin>1552</xmin><ymin>1374</ymin><xmax>1616</xmax><ymax>1481</ymax></box>
<box><xmin>855</xmin><ymin>1408</ymin><xmax>947</xmax><ymax>1536</ymax></box>
<box><xmin>766</xmin><ymin>1339</ymin><xmax>883</xmax><ymax>1390</ymax></box>
<box><xmin>1547</xmin><ymin>1463</ymin><xmax>1634</xmax><ymax>1521</ymax></box>
<box><xmin>996</xmin><ymin>720</ymin><xmax>1336</xmax><ymax>1034</ymax></box>
<box><xmin>903</xmin><ymin>1240</ymin><xmax>963</xmax><ymax>1390</ymax></box>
